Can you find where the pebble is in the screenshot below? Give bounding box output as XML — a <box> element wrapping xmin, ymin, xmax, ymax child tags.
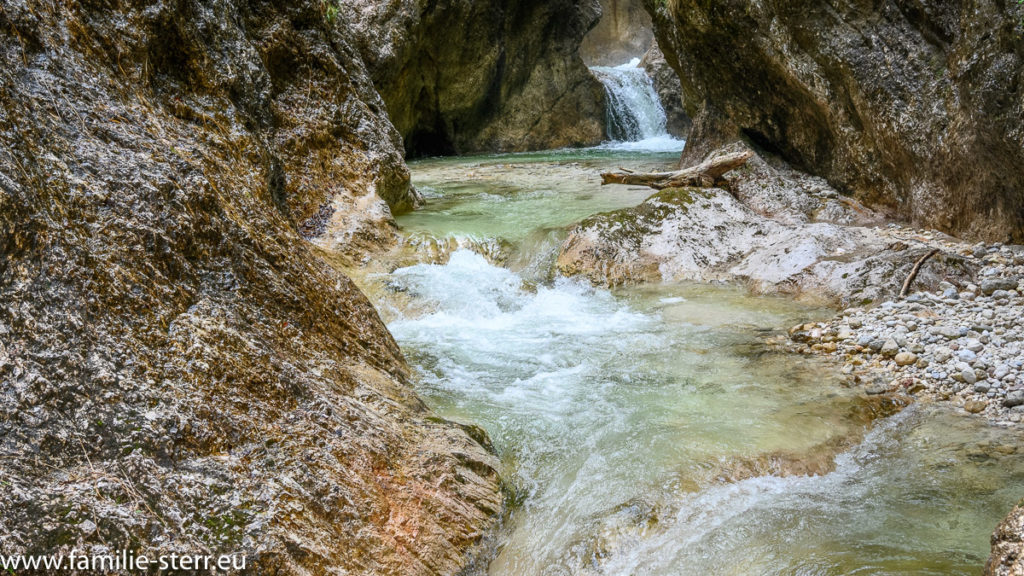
<box><xmin>1006</xmin><ymin>390</ymin><xmax>1024</xmax><ymax>408</ymax></box>
<box><xmin>982</xmin><ymin>278</ymin><xmax>1018</xmax><ymax>295</ymax></box>
<box><xmin>894</xmin><ymin>352</ymin><xmax>917</xmax><ymax>366</ymax></box>
<box><xmin>964</xmin><ymin>400</ymin><xmax>987</xmax><ymax>413</ymax></box>
<box><xmin>962</xmin><ymin>369</ymin><xmax>978</xmax><ymax>384</ymax></box>
<box><xmin>880</xmin><ymin>339</ymin><xmax>899</xmax><ymax>357</ymax></box>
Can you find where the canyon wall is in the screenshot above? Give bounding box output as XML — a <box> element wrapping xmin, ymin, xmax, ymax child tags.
<box><xmin>343</xmin><ymin>0</ymin><xmax>608</xmax><ymax>156</ymax></box>
<box><xmin>641</xmin><ymin>42</ymin><xmax>691</xmax><ymax>138</ymax></box>
<box><xmin>646</xmin><ymin>0</ymin><xmax>1024</xmax><ymax>241</ymax></box>
<box><xmin>0</xmin><ymin>0</ymin><xmax>499</xmax><ymax>573</ymax></box>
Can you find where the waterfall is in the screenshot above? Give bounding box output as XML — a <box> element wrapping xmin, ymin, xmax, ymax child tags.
<box><xmin>590</xmin><ymin>58</ymin><xmax>668</xmax><ymax>142</ymax></box>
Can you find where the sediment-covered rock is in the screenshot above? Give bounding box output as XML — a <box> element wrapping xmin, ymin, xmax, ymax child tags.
<box><xmin>343</xmin><ymin>0</ymin><xmax>607</xmax><ymax>156</ymax></box>
<box><xmin>0</xmin><ymin>1</ymin><xmax>499</xmax><ymax>573</ymax></box>
<box><xmin>645</xmin><ymin>0</ymin><xmax>1024</xmax><ymax>241</ymax></box>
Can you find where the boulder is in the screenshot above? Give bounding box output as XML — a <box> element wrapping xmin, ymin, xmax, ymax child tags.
<box><xmin>558</xmin><ymin>146</ymin><xmax>977</xmax><ymax>304</ymax></box>
<box><xmin>985</xmin><ymin>504</ymin><xmax>1024</xmax><ymax>576</ymax></box>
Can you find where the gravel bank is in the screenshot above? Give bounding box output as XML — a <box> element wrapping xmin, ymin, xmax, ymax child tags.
<box><xmin>787</xmin><ymin>241</ymin><xmax>1024</xmax><ymax>425</ymax></box>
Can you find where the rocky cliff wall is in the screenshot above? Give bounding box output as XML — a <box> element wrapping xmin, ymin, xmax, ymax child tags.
<box><xmin>343</xmin><ymin>0</ymin><xmax>607</xmax><ymax>156</ymax></box>
<box><xmin>646</xmin><ymin>0</ymin><xmax>1024</xmax><ymax>241</ymax></box>
<box><xmin>0</xmin><ymin>0</ymin><xmax>499</xmax><ymax>573</ymax></box>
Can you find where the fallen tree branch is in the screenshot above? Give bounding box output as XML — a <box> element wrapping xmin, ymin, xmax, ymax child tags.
<box><xmin>900</xmin><ymin>248</ymin><xmax>940</xmax><ymax>298</ymax></box>
<box><xmin>601</xmin><ymin>150</ymin><xmax>754</xmax><ymax>189</ymax></box>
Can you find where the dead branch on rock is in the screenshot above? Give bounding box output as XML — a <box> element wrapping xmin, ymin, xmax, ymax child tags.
<box><xmin>600</xmin><ymin>150</ymin><xmax>754</xmax><ymax>189</ymax></box>
<box><xmin>900</xmin><ymin>248</ymin><xmax>940</xmax><ymax>298</ymax></box>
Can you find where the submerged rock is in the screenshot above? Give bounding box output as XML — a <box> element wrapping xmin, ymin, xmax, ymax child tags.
<box><xmin>0</xmin><ymin>0</ymin><xmax>499</xmax><ymax>573</ymax></box>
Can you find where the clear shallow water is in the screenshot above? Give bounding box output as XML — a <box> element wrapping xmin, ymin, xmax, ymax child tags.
<box><xmin>370</xmin><ymin>148</ymin><xmax>1024</xmax><ymax>575</ymax></box>
<box><xmin>397</xmin><ymin>144</ymin><xmax>682</xmax><ymax>280</ymax></box>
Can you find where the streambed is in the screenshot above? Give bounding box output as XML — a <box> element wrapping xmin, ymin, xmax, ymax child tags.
<box><xmin>360</xmin><ymin>144</ymin><xmax>1024</xmax><ymax>576</ymax></box>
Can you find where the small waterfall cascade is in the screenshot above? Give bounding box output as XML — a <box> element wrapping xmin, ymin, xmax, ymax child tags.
<box><xmin>590</xmin><ymin>58</ymin><xmax>668</xmax><ymax>142</ymax></box>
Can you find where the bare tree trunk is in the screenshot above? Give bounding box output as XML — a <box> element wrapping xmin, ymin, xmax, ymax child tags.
<box><xmin>600</xmin><ymin>150</ymin><xmax>754</xmax><ymax>189</ymax></box>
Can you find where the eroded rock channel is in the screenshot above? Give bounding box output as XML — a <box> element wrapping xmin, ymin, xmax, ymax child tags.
<box><xmin>353</xmin><ymin>143</ymin><xmax>1024</xmax><ymax>575</ymax></box>
<box><xmin>2</xmin><ymin>0</ymin><xmax>1024</xmax><ymax>573</ymax></box>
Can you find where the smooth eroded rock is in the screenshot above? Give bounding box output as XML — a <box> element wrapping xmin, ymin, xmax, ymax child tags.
<box><xmin>343</xmin><ymin>0</ymin><xmax>607</xmax><ymax>155</ymax></box>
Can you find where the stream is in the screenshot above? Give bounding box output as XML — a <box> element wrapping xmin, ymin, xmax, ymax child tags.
<box><xmin>356</xmin><ymin>64</ymin><xmax>1024</xmax><ymax>575</ymax></box>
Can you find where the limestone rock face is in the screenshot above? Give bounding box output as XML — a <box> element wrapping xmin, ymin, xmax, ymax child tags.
<box><xmin>986</xmin><ymin>504</ymin><xmax>1024</xmax><ymax>576</ymax></box>
<box><xmin>343</xmin><ymin>0</ymin><xmax>607</xmax><ymax>156</ymax></box>
<box><xmin>0</xmin><ymin>1</ymin><xmax>498</xmax><ymax>574</ymax></box>
<box><xmin>645</xmin><ymin>0</ymin><xmax>1024</xmax><ymax>241</ymax></box>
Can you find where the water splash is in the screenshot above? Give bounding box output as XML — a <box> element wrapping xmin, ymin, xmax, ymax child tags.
<box><xmin>591</xmin><ymin>58</ymin><xmax>671</xmax><ymax>143</ymax></box>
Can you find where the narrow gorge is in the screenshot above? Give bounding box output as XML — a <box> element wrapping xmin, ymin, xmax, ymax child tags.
<box><xmin>1</xmin><ymin>0</ymin><xmax>1023</xmax><ymax>575</ymax></box>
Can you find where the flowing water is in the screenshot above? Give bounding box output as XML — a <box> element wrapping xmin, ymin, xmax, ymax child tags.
<box><xmin>590</xmin><ymin>59</ymin><xmax>668</xmax><ymax>142</ymax></box>
<box><xmin>355</xmin><ymin>83</ymin><xmax>1024</xmax><ymax>575</ymax></box>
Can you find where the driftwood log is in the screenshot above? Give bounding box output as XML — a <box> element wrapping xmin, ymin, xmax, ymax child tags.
<box><xmin>899</xmin><ymin>248</ymin><xmax>940</xmax><ymax>298</ymax></box>
<box><xmin>600</xmin><ymin>150</ymin><xmax>754</xmax><ymax>189</ymax></box>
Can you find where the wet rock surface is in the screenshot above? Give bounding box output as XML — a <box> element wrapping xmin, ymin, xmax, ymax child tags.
<box><xmin>0</xmin><ymin>0</ymin><xmax>499</xmax><ymax>573</ymax></box>
<box><xmin>557</xmin><ymin>145</ymin><xmax>976</xmax><ymax>305</ymax></box>
<box><xmin>343</xmin><ymin>0</ymin><xmax>607</xmax><ymax>156</ymax></box>
<box><xmin>645</xmin><ymin>0</ymin><xmax>1024</xmax><ymax>241</ymax></box>
<box><xmin>580</xmin><ymin>0</ymin><xmax>654</xmax><ymax>67</ymax></box>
